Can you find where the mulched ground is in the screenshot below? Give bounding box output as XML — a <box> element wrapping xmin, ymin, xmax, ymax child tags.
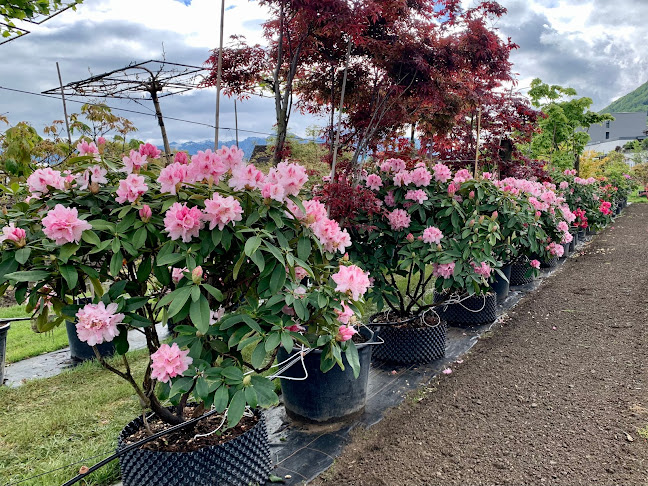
<box><xmin>314</xmin><ymin>204</ymin><xmax>648</xmax><ymax>486</ymax></box>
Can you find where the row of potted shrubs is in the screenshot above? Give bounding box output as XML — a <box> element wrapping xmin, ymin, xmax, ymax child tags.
<box><xmin>0</xmin><ymin>141</ymin><xmax>633</xmax><ymax>485</ymax></box>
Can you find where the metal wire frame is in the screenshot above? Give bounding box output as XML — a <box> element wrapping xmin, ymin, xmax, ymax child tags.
<box><xmin>0</xmin><ymin>1</ymin><xmax>80</xmax><ymax>46</ymax></box>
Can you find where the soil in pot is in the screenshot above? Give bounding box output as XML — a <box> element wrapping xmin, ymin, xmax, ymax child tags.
<box><xmin>119</xmin><ymin>405</ymin><xmax>271</xmax><ymax>486</ymax></box>
<box><xmin>277</xmin><ymin>326</ymin><xmax>375</xmax><ymax>424</ymax></box>
<box><xmin>0</xmin><ymin>323</ymin><xmax>9</xmax><ymax>385</ymax></box>
<box><xmin>370</xmin><ymin>312</ymin><xmax>446</xmax><ymax>365</ymax></box>
<box><xmin>433</xmin><ymin>292</ymin><xmax>498</xmax><ymax>327</ymax></box>
<box><xmin>490</xmin><ymin>264</ymin><xmax>512</xmax><ymax>303</ymax></box>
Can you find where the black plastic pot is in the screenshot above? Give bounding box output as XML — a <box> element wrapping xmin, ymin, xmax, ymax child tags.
<box><xmin>561</xmin><ymin>242</ymin><xmax>570</xmax><ymax>259</ymax></box>
<box><xmin>577</xmin><ymin>229</ymin><xmax>586</xmax><ymax>240</ymax></box>
<box><xmin>370</xmin><ymin>313</ymin><xmax>446</xmax><ymax>365</ymax></box>
<box><xmin>615</xmin><ymin>203</ymin><xmax>622</xmax><ymax>215</ymax></box>
<box><xmin>277</xmin><ymin>326</ymin><xmax>375</xmax><ymax>423</ymax></box>
<box><xmin>0</xmin><ymin>323</ymin><xmax>9</xmax><ymax>385</ymax></box>
<box><xmin>509</xmin><ymin>262</ymin><xmax>534</xmax><ymax>286</ymax></box>
<box><xmin>490</xmin><ymin>264</ymin><xmax>512</xmax><ymax>303</ymax></box>
<box><xmin>586</xmin><ymin>227</ymin><xmax>598</xmax><ymax>236</ymax></box>
<box><xmin>434</xmin><ymin>292</ymin><xmax>498</xmax><ymax>327</ymax></box>
<box><xmin>66</xmin><ymin>319</ymin><xmax>116</xmax><ymax>362</ymax></box>
<box><xmin>118</xmin><ymin>410</ymin><xmax>271</xmax><ymax>486</ymax></box>
<box><xmin>569</xmin><ymin>231</ymin><xmax>578</xmax><ymax>252</ymax></box>
<box><xmin>540</xmin><ymin>256</ymin><xmax>559</xmax><ymax>268</ymax></box>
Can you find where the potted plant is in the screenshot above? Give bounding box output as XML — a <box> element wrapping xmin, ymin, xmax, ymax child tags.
<box><xmin>318</xmin><ymin>153</ymin><xmax>447</xmax><ymax>365</ymax></box>
<box><xmin>0</xmin><ymin>144</ymin><xmax>370</xmax><ymax>484</ymax></box>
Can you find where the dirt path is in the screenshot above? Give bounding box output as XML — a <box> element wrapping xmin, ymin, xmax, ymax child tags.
<box><xmin>314</xmin><ymin>204</ymin><xmax>648</xmax><ymax>486</ymax></box>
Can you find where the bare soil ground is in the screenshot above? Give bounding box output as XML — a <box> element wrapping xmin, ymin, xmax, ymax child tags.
<box><xmin>314</xmin><ymin>205</ymin><xmax>648</xmax><ymax>486</ymax></box>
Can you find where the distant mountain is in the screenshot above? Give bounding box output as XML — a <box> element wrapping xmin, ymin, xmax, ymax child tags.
<box><xmin>167</xmin><ymin>137</ymin><xmax>269</xmax><ymax>160</ymax></box>
<box><xmin>601</xmin><ymin>81</ymin><xmax>648</xmax><ymax>113</ymax></box>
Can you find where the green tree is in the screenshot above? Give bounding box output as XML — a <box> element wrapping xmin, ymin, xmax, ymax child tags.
<box><xmin>1</xmin><ymin>1</ymin><xmax>82</xmax><ymax>39</ymax></box>
<box><xmin>527</xmin><ymin>78</ymin><xmax>614</xmax><ymax>173</ymax></box>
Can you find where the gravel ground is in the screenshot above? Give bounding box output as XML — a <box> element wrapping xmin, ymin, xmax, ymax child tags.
<box><xmin>313</xmin><ymin>204</ymin><xmax>648</xmax><ymax>486</ymax></box>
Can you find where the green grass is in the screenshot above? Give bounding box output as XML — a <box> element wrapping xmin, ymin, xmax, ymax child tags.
<box><xmin>1</xmin><ymin>305</ymin><xmax>70</xmax><ymax>364</ymax></box>
<box><xmin>627</xmin><ymin>188</ymin><xmax>647</xmax><ymax>204</ymax></box>
<box><xmin>0</xmin><ymin>351</ymin><xmax>149</xmax><ymax>486</ymax></box>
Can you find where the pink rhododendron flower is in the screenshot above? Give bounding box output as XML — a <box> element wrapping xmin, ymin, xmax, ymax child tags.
<box><xmin>447</xmin><ymin>182</ymin><xmax>458</xmax><ymax>196</ymax></box>
<box><xmin>217</xmin><ymin>145</ymin><xmax>245</xmax><ymax>171</ymax></box>
<box><xmin>174</xmin><ymin>151</ymin><xmax>189</xmax><ymax>164</ymax></box>
<box><xmin>139</xmin><ymin>205</ymin><xmax>152</xmax><ymax>222</ymax></box>
<box><xmin>491</xmin><ymin>211</ymin><xmax>498</xmax><ymax>219</ymax></box>
<box><xmin>405</xmin><ymin>189</ymin><xmax>428</xmax><ymax>204</ymax></box>
<box><xmin>387</xmin><ymin>209</ymin><xmax>411</xmax><ymax>231</ymax></box>
<box><xmin>530</xmin><ymin>259</ymin><xmax>540</xmax><ymax>269</ymax></box>
<box><xmin>116</xmin><ymin>174</ymin><xmax>148</xmax><ymax>204</ymax></box>
<box><xmin>393</xmin><ymin>170</ymin><xmax>412</xmax><ymax>187</ymax></box>
<box><xmin>89</xmin><ymin>165</ymin><xmax>108</xmax><ymax>185</ymax></box>
<box><xmin>453</xmin><ymin>169</ymin><xmax>472</xmax><ymax>184</ymax></box>
<box><xmin>77</xmin><ymin>140</ymin><xmax>99</xmax><ymax>156</ymax></box>
<box><xmin>561</xmin><ymin>231</ymin><xmax>573</xmax><ymax>244</ymax></box>
<box><xmin>384</xmin><ymin>190</ymin><xmax>396</xmax><ymax>207</ymax></box>
<box><xmin>422</xmin><ymin>226</ymin><xmax>443</xmax><ymax>244</ymax></box>
<box><xmin>432</xmin><ymin>262</ymin><xmax>455</xmax><ymax>278</ymax></box>
<box><xmin>365</xmin><ymin>174</ymin><xmax>383</xmax><ymax>191</ymax></box>
<box><xmin>432</xmin><ymin>163</ymin><xmax>452</xmax><ymax>183</ymax></box>
<box><xmin>559</xmin><ymin>181</ymin><xmax>569</xmax><ymax>190</ymax></box>
<box><xmin>290</xmin><ymin>266</ymin><xmax>308</xmax><ymax>281</ymax></box>
<box><xmin>406</xmin><ymin>233</ymin><xmax>415</xmax><ymax>242</ymax></box>
<box><xmin>191</xmin><ymin>266</ymin><xmax>203</xmax><ymax>284</ymax></box>
<box><xmin>410</xmin><ymin>166</ymin><xmax>432</xmax><ymax>186</ymax></box>
<box><xmin>122</xmin><ymin>150</ymin><xmax>148</xmax><ymax>174</ymax></box>
<box><xmin>139</xmin><ymin>143</ymin><xmax>161</xmax><ymax>159</ymax></box>
<box><xmin>546</xmin><ymin>241</ymin><xmax>564</xmax><ymax>257</ymax></box>
<box><xmin>75</xmin><ymin>302</ymin><xmax>124</xmax><ymax>346</ymax></box>
<box><xmin>150</xmin><ymin>343</ymin><xmax>192</xmax><ymax>384</ymax></box>
<box><xmin>385</xmin><ymin>158</ymin><xmax>406</xmax><ymax>172</ymax></box>
<box><xmin>158</xmin><ymin>162</ymin><xmax>188</xmax><ymax>195</ymax></box>
<box><xmin>172</xmin><ymin>267</ymin><xmax>187</xmax><ymax>284</ymax></box>
<box><xmin>472</xmin><ymin>261</ymin><xmax>492</xmax><ymax>279</ymax></box>
<box><xmin>202</xmin><ymin>193</ymin><xmax>243</xmax><ymax>230</ymax></box>
<box><xmin>261</xmin><ymin>182</ymin><xmax>285</xmax><ymax>202</ymax></box>
<box><xmin>336</xmin><ymin>325</ymin><xmax>357</xmax><ymax>342</ymax></box>
<box><xmin>332</xmin><ymin>265</ymin><xmax>371</xmax><ymax>301</ymax></box>
<box><xmin>379</xmin><ymin>161</ymin><xmax>392</xmax><ymax>172</ymax></box>
<box><xmin>540</xmin><ymin>191</ymin><xmax>557</xmax><ymax>205</ymax></box>
<box><xmin>311</xmin><ymin>218</ymin><xmax>351</xmax><ymax>254</ymax></box>
<box><xmin>482</xmin><ymin>172</ymin><xmax>492</xmax><ymax>180</ymax></box>
<box><xmin>599</xmin><ymin>201</ymin><xmax>612</xmax><ymax>215</ymax></box>
<box><xmin>557</xmin><ymin>221</ymin><xmax>569</xmax><ymax>233</ymax></box>
<box><xmin>285</xmin><ymin>322</ymin><xmax>305</xmax><ymax>333</ymax></box>
<box><xmin>228</xmin><ymin>164</ymin><xmax>265</xmax><ymax>191</ymax></box>
<box><xmin>42</xmin><ymin>204</ymin><xmax>92</xmax><ymax>245</ymax></box>
<box><xmin>163</xmin><ymin>203</ymin><xmax>204</xmax><ymax>242</ymax></box>
<box><xmin>187</xmin><ymin>150</ymin><xmax>227</xmax><ymax>183</ymax></box>
<box><xmin>27</xmin><ymin>168</ymin><xmax>65</xmax><ymax>196</ymax></box>
<box><xmin>97</xmin><ymin>136</ymin><xmax>106</xmax><ymax>145</ymax></box>
<box><xmin>0</xmin><ymin>223</ymin><xmax>26</xmax><ymax>246</ymax></box>
<box><xmin>266</xmin><ymin>162</ymin><xmax>308</xmax><ymax>199</ymax></box>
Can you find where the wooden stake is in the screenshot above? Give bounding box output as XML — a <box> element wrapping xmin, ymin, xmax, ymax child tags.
<box><xmin>214</xmin><ymin>0</ymin><xmax>225</xmax><ymax>150</ymax></box>
<box><xmin>234</xmin><ymin>98</ymin><xmax>239</xmax><ymax>148</ymax></box>
<box><xmin>330</xmin><ymin>38</ymin><xmax>353</xmax><ymax>181</ymax></box>
<box><xmin>474</xmin><ymin>105</ymin><xmax>482</xmax><ymax>177</ymax></box>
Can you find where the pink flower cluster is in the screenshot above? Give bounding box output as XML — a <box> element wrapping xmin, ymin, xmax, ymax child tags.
<box><xmin>337</xmin><ymin>325</ymin><xmax>357</xmax><ymax>342</ymax></box>
<box><xmin>77</xmin><ymin>140</ymin><xmax>99</xmax><ymax>158</ymax></box>
<box><xmin>388</xmin><ymin>209</ymin><xmax>411</xmax><ymax>231</ymax></box>
<box><xmin>433</xmin><ymin>262</ymin><xmax>455</xmax><ymax>278</ymax></box>
<box><xmin>42</xmin><ymin>204</ymin><xmax>92</xmax><ymax>245</ymax></box>
<box><xmin>150</xmin><ymin>343</ymin><xmax>193</xmax><ymax>383</ymax></box>
<box><xmin>331</xmin><ymin>264</ymin><xmax>371</xmax><ymax>301</ymax></box>
<box><xmin>366</xmin><ymin>174</ymin><xmax>383</xmax><ymax>191</ymax></box>
<box><xmin>0</xmin><ymin>223</ymin><xmax>26</xmax><ymax>246</ymax></box>
<box><xmin>453</xmin><ymin>169</ymin><xmax>472</xmax><ymax>184</ymax></box>
<box><xmin>158</xmin><ymin>162</ymin><xmax>188</xmax><ymax>195</ymax></box>
<box><xmin>335</xmin><ymin>302</ymin><xmax>354</xmax><ymax>325</ymax></box>
<box><xmin>530</xmin><ymin>259</ymin><xmax>540</xmax><ymax>269</ymax></box>
<box><xmin>262</xmin><ymin>162</ymin><xmax>308</xmax><ymax>202</ymax></box>
<box><xmin>421</xmin><ymin>226</ymin><xmax>443</xmax><ymax>244</ymax></box>
<box><xmin>75</xmin><ymin>302</ymin><xmax>124</xmax><ymax>346</ymax></box>
<box><xmin>203</xmin><ymin>193</ymin><xmax>243</xmax><ymax>230</ymax></box>
<box><xmin>290</xmin><ymin>199</ymin><xmax>351</xmax><ymax>254</ymax></box>
<box><xmin>574</xmin><ymin>176</ymin><xmax>597</xmax><ymax>185</ymax></box>
<box><xmin>432</xmin><ymin>163</ymin><xmax>452</xmax><ymax>182</ymax></box>
<box><xmin>405</xmin><ymin>189</ymin><xmax>428</xmax><ymax>204</ymax></box>
<box><xmin>27</xmin><ymin>168</ymin><xmax>65</xmax><ymax>196</ymax></box>
<box><xmin>564</xmin><ymin>169</ymin><xmax>577</xmax><ymax>176</ymax></box>
<box><xmin>139</xmin><ymin>143</ymin><xmax>161</xmax><ymax>159</ymax></box>
<box><xmin>471</xmin><ymin>261</ymin><xmax>492</xmax><ymax>279</ymax></box>
<box><xmin>599</xmin><ymin>201</ymin><xmax>612</xmax><ymax>215</ymax></box>
<box><xmin>163</xmin><ymin>202</ymin><xmax>204</xmax><ymax>242</ymax></box>
<box><xmin>229</xmin><ymin>164</ymin><xmax>265</xmax><ymax>191</ymax></box>
<box><xmin>380</xmin><ymin>158</ymin><xmax>406</xmax><ymax>173</ymax></box>
<box><xmin>217</xmin><ymin>145</ymin><xmax>245</xmax><ymax>171</ymax></box>
<box><xmin>410</xmin><ymin>165</ymin><xmax>432</xmax><ymax>186</ymax></box>
<box><xmin>115</xmin><ymin>174</ymin><xmax>148</xmax><ymax>204</ymax></box>
<box><xmin>546</xmin><ymin>241</ymin><xmax>564</xmax><ymax>257</ymax></box>
<box><xmin>123</xmin><ymin>150</ymin><xmax>148</xmax><ymax>174</ymax></box>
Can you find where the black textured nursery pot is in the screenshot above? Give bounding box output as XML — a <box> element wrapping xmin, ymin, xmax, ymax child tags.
<box><xmin>509</xmin><ymin>261</ymin><xmax>534</xmax><ymax>286</ymax></box>
<box><xmin>370</xmin><ymin>313</ymin><xmax>446</xmax><ymax>365</ymax></box>
<box><xmin>118</xmin><ymin>410</ymin><xmax>271</xmax><ymax>486</ymax></box>
<box><xmin>433</xmin><ymin>292</ymin><xmax>498</xmax><ymax>327</ymax></box>
<box><xmin>0</xmin><ymin>323</ymin><xmax>9</xmax><ymax>385</ymax></box>
<box><xmin>577</xmin><ymin>229</ymin><xmax>586</xmax><ymax>240</ymax></box>
<box><xmin>489</xmin><ymin>264</ymin><xmax>512</xmax><ymax>303</ymax></box>
<box><xmin>540</xmin><ymin>256</ymin><xmax>559</xmax><ymax>268</ymax></box>
<box><xmin>569</xmin><ymin>231</ymin><xmax>578</xmax><ymax>252</ymax></box>
<box><xmin>277</xmin><ymin>326</ymin><xmax>375</xmax><ymax>423</ymax></box>
<box><xmin>561</xmin><ymin>243</ymin><xmax>570</xmax><ymax>259</ymax></box>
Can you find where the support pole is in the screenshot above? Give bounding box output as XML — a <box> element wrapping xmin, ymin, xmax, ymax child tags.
<box><xmin>234</xmin><ymin>99</ymin><xmax>239</xmax><ymax>148</ymax></box>
<box><xmin>56</xmin><ymin>62</ymin><xmax>72</xmax><ymax>146</ymax></box>
<box><xmin>330</xmin><ymin>38</ymin><xmax>353</xmax><ymax>181</ymax></box>
<box><xmin>214</xmin><ymin>0</ymin><xmax>226</xmax><ymax>150</ymax></box>
<box><xmin>474</xmin><ymin>105</ymin><xmax>482</xmax><ymax>177</ymax></box>
<box><xmin>150</xmin><ymin>86</ymin><xmax>171</xmax><ymax>161</ymax></box>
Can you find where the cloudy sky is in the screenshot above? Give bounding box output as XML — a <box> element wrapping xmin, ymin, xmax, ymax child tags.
<box><xmin>1</xmin><ymin>0</ymin><xmax>647</xmax><ymax>145</ymax></box>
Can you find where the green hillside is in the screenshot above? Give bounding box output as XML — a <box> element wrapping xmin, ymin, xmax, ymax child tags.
<box><xmin>601</xmin><ymin>80</ymin><xmax>648</xmax><ymax>113</ymax></box>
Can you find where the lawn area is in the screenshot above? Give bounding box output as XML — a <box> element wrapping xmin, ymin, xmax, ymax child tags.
<box><xmin>628</xmin><ymin>188</ymin><xmax>647</xmax><ymax>204</ymax></box>
<box><xmin>1</xmin><ymin>305</ymin><xmax>69</xmax><ymax>364</ymax></box>
<box><xmin>0</xmin><ymin>351</ymin><xmax>148</xmax><ymax>486</ymax></box>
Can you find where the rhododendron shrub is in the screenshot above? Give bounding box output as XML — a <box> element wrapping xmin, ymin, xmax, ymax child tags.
<box><xmin>0</xmin><ymin>146</ymin><xmax>369</xmax><ymax>428</ymax></box>
<box><xmin>554</xmin><ymin>170</ymin><xmax>612</xmax><ymax>231</ymax></box>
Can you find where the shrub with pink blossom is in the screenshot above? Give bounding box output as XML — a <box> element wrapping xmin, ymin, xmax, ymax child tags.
<box><xmin>0</xmin><ymin>145</ymin><xmax>370</xmax><ymax>429</ymax></box>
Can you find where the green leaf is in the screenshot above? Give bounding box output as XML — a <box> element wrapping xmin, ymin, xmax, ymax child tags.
<box><xmin>195</xmin><ymin>377</ymin><xmax>209</xmax><ymax>400</ymax></box>
<box><xmin>220</xmin><ymin>313</ymin><xmax>264</xmax><ymax>334</ymax></box>
<box><xmin>232</xmin><ymin>252</ymin><xmax>246</xmax><ymax>280</ymax></box>
<box><xmin>116</xmin><ymin>211</ymin><xmax>137</xmax><ymax>234</ymax></box>
<box><xmin>345</xmin><ymin>341</ymin><xmax>361</xmax><ymax>379</ymax></box>
<box><xmin>244</xmin><ymin>386</ymin><xmax>258</xmax><ymax>409</ymax></box>
<box><xmin>190</xmin><ymin>294</ymin><xmax>211</xmax><ymax>334</ymax></box>
<box><xmin>269</xmin><ymin>264</ymin><xmax>286</xmax><ymax>295</ymax></box>
<box><xmin>264</xmin><ymin>332</ymin><xmax>281</xmax><ymax>352</ymax></box>
<box><xmin>262</xmin><ymin>243</ymin><xmax>285</xmax><ymax>265</ymax></box>
<box><xmin>90</xmin><ymin>220</ymin><xmax>116</xmax><ymax>232</ymax></box>
<box><xmin>250</xmin><ymin>375</ymin><xmax>279</xmax><ymax>407</ymax></box>
<box><xmin>280</xmin><ymin>331</ymin><xmax>293</xmax><ymax>354</ymax></box>
<box><xmin>132</xmin><ymin>227</ymin><xmax>147</xmax><ymax>249</ymax></box>
<box><xmin>250</xmin><ymin>342</ymin><xmax>267</xmax><ymax>369</ymax></box>
<box><xmin>156</xmin><ymin>253</ymin><xmax>186</xmax><ymax>266</ymax></box>
<box><xmin>81</xmin><ymin>230</ymin><xmax>101</xmax><ymax>246</ymax></box>
<box><xmin>59</xmin><ymin>265</ymin><xmax>78</xmax><ymax>289</ymax></box>
<box><xmin>250</xmin><ymin>250</ymin><xmax>265</xmax><ymax>272</ymax></box>
<box><xmin>89</xmin><ymin>277</ymin><xmax>104</xmax><ymax>297</ymax></box>
<box><xmin>221</xmin><ymin>366</ymin><xmax>244</xmax><ymax>383</ymax></box>
<box><xmin>58</xmin><ymin>243</ymin><xmax>80</xmax><ymax>264</ymax></box>
<box><xmin>137</xmin><ymin>256</ymin><xmax>152</xmax><ymax>282</ymax></box>
<box><xmin>228</xmin><ymin>389</ymin><xmax>246</xmax><ymax>427</ymax></box>
<box><xmin>297</xmin><ymin>237</ymin><xmax>311</xmax><ymax>261</ymax></box>
<box><xmin>4</xmin><ymin>270</ymin><xmax>50</xmax><ymax>282</ymax></box>
<box><xmin>14</xmin><ymin>248</ymin><xmax>31</xmax><ymax>265</ymax></box>
<box><xmin>167</xmin><ymin>286</ymin><xmax>193</xmax><ymax>319</ymax></box>
<box><xmin>202</xmin><ymin>284</ymin><xmax>224</xmax><ymax>302</ymax></box>
<box><xmin>244</xmin><ymin>235</ymin><xmax>262</xmax><ymax>257</ymax></box>
<box><xmin>110</xmin><ymin>251</ymin><xmax>123</xmax><ymax>277</ymax></box>
<box><xmin>213</xmin><ymin>385</ymin><xmax>229</xmax><ymax>412</ymax></box>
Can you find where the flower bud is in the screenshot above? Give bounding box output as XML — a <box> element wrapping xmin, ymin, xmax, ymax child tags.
<box><xmin>469</xmin><ymin>219</ymin><xmax>475</xmax><ymax>227</ymax></box>
<box><xmin>478</xmin><ymin>215</ymin><xmax>484</xmax><ymax>224</ymax></box>
<box><xmin>139</xmin><ymin>205</ymin><xmax>152</xmax><ymax>223</ymax></box>
<box><xmin>406</xmin><ymin>233</ymin><xmax>414</xmax><ymax>242</ymax></box>
<box><xmin>469</xmin><ymin>190</ymin><xmax>475</xmax><ymax>199</ymax></box>
<box><xmin>191</xmin><ymin>266</ymin><xmax>203</xmax><ymax>284</ymax></box>
<box><xmin>342</xmin><ymin>252</ymin><xmax>349</xmax><ymax>262</ymax></box>
<box><xmin>1</xmin><ymin>207</ymin><xmax>7</xmax><ymax>215</ymax></box>
<box><xmin>89</xmin><ymin>181</ymin><xmax>100</xmax><ymax>194</ymax></box>
<box><xmin>491</xmin><ymin>211</ymin><xmax>498</xmax><ymax>220</ymax></box>
<box><xmin>243</xmin><ymin>375</ymin><xmax>252</xmax><ymax>386</ymax></box>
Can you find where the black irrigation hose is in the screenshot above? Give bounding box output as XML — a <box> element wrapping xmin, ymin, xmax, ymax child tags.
<box><xmin>60</xmin><ymin>408</ymin><xmax>220</xmax><ymax>486</ymax></box>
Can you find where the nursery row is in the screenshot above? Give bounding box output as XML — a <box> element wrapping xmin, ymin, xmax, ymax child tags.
<box><xmin>0</xmin><ymin>141</ymin><xmax>633</xmax><ymax>484</ymax></box>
